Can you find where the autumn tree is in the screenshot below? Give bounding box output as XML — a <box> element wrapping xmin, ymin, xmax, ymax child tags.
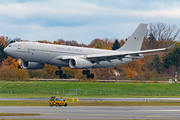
<box><xmin>0</xmin><ymin>65</ymin><xmax>29</xmax><ymax>80</ymax></box>
<box><xmin>42</xmin><ymin>64</ymin><xmax>58</xmax><ymax>78</ymax></box>
<box><xmin>0</xmin><ymin>36</ymin><xmax>8</xmax><ymax>46</ymax></box>
<box><xmin>0</xmin><ymin>36</ymin><xmax>8</xmax><ymax>62</ymax></box>
<box><xmin>94</xmin><ymin>41</ymin><xmax>106</xmax><ymax>49</ymax></box>
<box><xmin>119</xmin><ymin>39</ymin><xmax>125</xmax><ymax>47</ymax></box>
<box><xmin>2</xmin><ymin>56</ymin><xmax>18</xmax><ymax>68</ymax></box>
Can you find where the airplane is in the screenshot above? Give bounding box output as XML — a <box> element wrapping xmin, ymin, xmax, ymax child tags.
<box><xmin>3</xmin><ymin>23</ymin><xmax>176</xmax><ymax>79</ymax></box>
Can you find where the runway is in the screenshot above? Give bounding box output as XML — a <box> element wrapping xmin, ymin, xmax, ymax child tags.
<box><xmin>0</xmin><ymin>106</ymin><xmax>180</xmax><ymax>119</ymax></box>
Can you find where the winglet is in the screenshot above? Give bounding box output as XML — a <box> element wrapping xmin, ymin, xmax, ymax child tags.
<box><xmin>167</xmin><ymin>43</ymin><xmax>176</xmax><ymax>50</ymax></box>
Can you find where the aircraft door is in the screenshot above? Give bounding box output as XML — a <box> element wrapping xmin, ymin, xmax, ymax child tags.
<box><xmin>44</xmin><ymin>46</ymin><xmax>49</xmax><ymax>54</ymax></box>
<box><xmin>21</xmin><ymin>44</ymin><xmax>28</xmax><ymax>52</ymax></box>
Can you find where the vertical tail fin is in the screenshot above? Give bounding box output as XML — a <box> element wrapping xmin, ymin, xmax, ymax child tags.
<box><xmin>118</xmin><ymin>23</ymin><xmax>147</xmax><ymax>51</ymax></box>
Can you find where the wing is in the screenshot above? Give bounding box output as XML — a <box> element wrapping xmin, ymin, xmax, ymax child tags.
<box><xmin>56</xmin><ymin>43</ymin><xmax>176</xmax><ymax>63</ymax></box>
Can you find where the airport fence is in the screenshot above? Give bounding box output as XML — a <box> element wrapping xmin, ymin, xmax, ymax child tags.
<box><xmin>0</xmin><ymin>87</ymin><xmax>180</xmax><ymax>96</ymax></box>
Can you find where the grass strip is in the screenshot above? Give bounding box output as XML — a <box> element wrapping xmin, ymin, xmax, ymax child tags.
<box><xmin>0</xmin><ymin>113</ymin><xmax>41</xmax><ymax>116</ymax></box>
<box><xmin>1</xmin><ymin>81</ymin><xmax>180</xmax><ymax>96</ymax></box>
<box><xmin>0</xmin><ymin>100</ymin><xmax>47</xmax><ymax>106</ymax></box>
<box><xmin>0</xmin><ymin>100</ymin><xmax>180</xmax><ymax>106</ymax></box>
<box><xmin>70</xmin><ymin>101</ymin><xmax>180</xmax><ymax>106</ymax></box>
<box><xmin>1</xmin><ymin>94</ymin><xmax>180</xmax><ymax>98</ymax></box>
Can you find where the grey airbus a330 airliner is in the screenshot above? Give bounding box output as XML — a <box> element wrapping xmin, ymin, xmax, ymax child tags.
<box><xmin>4</xmin><ymin>23</ymin><xmax>176</xmax><ymax>79</ymax></box>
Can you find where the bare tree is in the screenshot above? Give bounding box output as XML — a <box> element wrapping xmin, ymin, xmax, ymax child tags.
<box><xmin>144</xmin><ymin>22</ymin><xmax>180</xmax><ymax>49</ymax></box>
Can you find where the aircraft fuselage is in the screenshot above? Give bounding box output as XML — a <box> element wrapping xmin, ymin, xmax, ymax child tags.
<box><xmin>4</xmin><ymin>42</ymin><xmax>136</xmax><ymax>68</ymax></box>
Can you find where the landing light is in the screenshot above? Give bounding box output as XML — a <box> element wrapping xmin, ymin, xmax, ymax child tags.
<box><xmin>17</xmin><ymin>59</ymin><xmax>22</xmax><ymax>64</ymax></box>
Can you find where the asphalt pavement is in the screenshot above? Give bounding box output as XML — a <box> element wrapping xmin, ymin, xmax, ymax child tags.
<box><xmin>0</xmin><ymin>106</ymin><xmax>180</xmax><ymax>119</ymax></box>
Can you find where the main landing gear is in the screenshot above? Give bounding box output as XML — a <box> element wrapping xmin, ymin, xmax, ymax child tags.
<box><xmin>82</xmin><ymin>70</ymin><xmax>94</xmax><ymax>79</ymax></box>
<box><xmin>55</xmin><ymin>68</ymin><xmax>67</xmax><ymax>79</ymax></box>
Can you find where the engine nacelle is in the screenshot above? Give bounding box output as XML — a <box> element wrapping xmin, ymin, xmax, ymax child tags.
<box><xmin>22</xmin><ymin>61</ymin><xmax>44</xmax><ymax>70</ymax></box>
<box><xmin>69</xmin><ymin>58</ymin><xmax>92</xmax><ymax>69</ymax></box>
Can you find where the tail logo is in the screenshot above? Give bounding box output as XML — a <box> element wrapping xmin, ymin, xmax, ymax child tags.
<box><xmin>134</xmin><ymin>36</ymin><xmax>140</xmax><ymax>41</ymax></box>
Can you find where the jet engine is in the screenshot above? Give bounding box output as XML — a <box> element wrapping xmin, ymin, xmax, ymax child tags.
<box><xmin>22</xmin><ymin>61</ymin><xmax>44</xmax><ymax>70</ymax></box>
<box><xmin>69</xmin><ymin>58</ymin><xmax>92</xmax><ymax>69</ymax></box>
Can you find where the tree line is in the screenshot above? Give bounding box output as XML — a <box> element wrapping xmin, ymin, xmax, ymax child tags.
<box><xmin>0</xmin><ymin>22</ymin><xmax>180</xmax><ymax>80</ymax></box>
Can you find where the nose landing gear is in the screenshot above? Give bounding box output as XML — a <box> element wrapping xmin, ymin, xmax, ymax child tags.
<box><xmin>82</xmin><ymin>70</ymin><xmax>94</xmax><ymax>79</ymax></box>
<box><xmin>17</xmin><ymin>59</ymin><xmax>22</xmax><ymax>69</ymax></box>
<box><xmin>55</xmin><ymin>68</ymin><xmax>67</xmax><ymax>79</ymax></box>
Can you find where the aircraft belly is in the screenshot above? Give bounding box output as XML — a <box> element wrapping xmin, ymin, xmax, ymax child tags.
<box><xmin>47</xmin><ymin>59</ymin><xmax>69</xmax><ymax>67</ymax></box>
<box><xmin>92</xmin><ymin>58</ymin><xmax>133</xmax><ymax>68</ymax></box>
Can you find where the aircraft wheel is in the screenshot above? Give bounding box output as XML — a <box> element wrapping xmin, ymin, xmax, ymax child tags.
<box><xmin>90</xmin><ymin>74</ymin><xmax>94</xmax><ymax>79</ymax></box>
<box><xmin>63</xmin><ymin>74</ymin><xmax>67</xmax><ymax>79</ymax></box>
<box><xmin>82</xmin><ymin>70</ymin><xmax>87</xmax><ymax>75</ymax></box>
<box><xmin>59</xmin><ymin>74</ymin><xmax>63</xmax><ymax>79</ymax></box>
<box><xmin>55</xmin><ymin>70</ymin><xmax>59</xmax><ymax>75</ymax></box>
<box><xmin>59</xmin><ymin>70</ymin><xmax>63</xmax><ymax>75</ymax></box>
<box><xmin>86</xmin><ymin>70</ymin><xmax>90</xmax><ymax>74</ymax></box>
<box><xmin>18</xmin><ymin>65</ymin><xmax>22</xmax><ymax>69</ymax></box>
<box><xmin>86</xmin><ymin>74</ymin><xmax>90</xmax><ymax>78</ymax></box>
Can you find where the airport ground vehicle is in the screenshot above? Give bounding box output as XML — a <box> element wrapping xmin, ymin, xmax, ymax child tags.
<box><xmin>56</xmin><ymin>98</ymin><xmax>67</xmax><ymax>107</ymax></box>
<box><xmin>49</xmin><ymin>96</ymin><xmax>67</xmax><ymax>107</ymax></box>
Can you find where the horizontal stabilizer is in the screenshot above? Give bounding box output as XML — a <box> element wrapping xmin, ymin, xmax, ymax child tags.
<box><xmin>167</xmin><ymin>43</ymin><xmax>176</xmax><ymax>49</ymax></box>
<box><xmin>143</xmin><ymin>52</ymin><xmax>169</xmax><ymax>56</ymax></box>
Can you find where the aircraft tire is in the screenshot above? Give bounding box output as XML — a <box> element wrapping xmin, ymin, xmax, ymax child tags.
<box><xmin>82</xmin><ymin>70</ymin><xmax>87</xmax><ymax>75</ymax></box>
<box><xmin>86</xmin><ymin>74</ymin><xmax>90</xmax><ymax>78</ymax></box>
<box><xmin>63</xmin><ymin>74</ymin><xmax>67</xmax><ymax>79</ymax></box>
<box><xmin>90</xmin><ymin>74</ymin><xmax>94</xmax><ymax>79</ymax></box>
<box><xmin>59</xmin><ymin>70</ymin><xmax>63</xmax><ymax>75</ymax></box>
<box><xmin>18</xmin><ymin>65</ymin><xmax>22</xmax><ymax>69</ymax></box>
<box><xmin>59</xmin><ymin>74</ymin><xmax>63</xmax><ymax>79</ymax></box>
<box><xmin>55</xmin><ymin>70</ymin><xmax>59</xmax><ymax>75</ymax></box>
<box><xmin>86</xmin><ymin>70</ymin><xmax>90</xmax><ymax>74</ymax></box>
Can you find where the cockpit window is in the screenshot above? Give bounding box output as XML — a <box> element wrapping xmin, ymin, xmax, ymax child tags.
<box><xmin>8</xmin><ymin>45</ymin><xmax>12</xmax><ymax>47</ymax></box>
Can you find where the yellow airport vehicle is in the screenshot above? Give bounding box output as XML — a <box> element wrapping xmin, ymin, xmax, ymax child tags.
<box><xmin>56</xmin><ymin>98</ymin><xmax>67</xmax><ymax>107</ymax></box>
<box><xmin>49</xmin><ymin>96</ymin><xmax>57</xmax><ymax>107</ymax></box>
<box><xmin>49</xmin><ymin>96</ymin><xmax>67</xmax><ymax>107</ymax></box>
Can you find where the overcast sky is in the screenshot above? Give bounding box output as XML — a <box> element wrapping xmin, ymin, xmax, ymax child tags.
<box><xmin>0</xmin><ymin>0</ymin><xmax>180</xmax><ymax>44</ymax></box>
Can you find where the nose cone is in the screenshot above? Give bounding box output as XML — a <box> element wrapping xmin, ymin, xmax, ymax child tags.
<box><xmin>3</xmin><ymin>47</ymin><xmax>9</xmax><ymax>55</ymax></box>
